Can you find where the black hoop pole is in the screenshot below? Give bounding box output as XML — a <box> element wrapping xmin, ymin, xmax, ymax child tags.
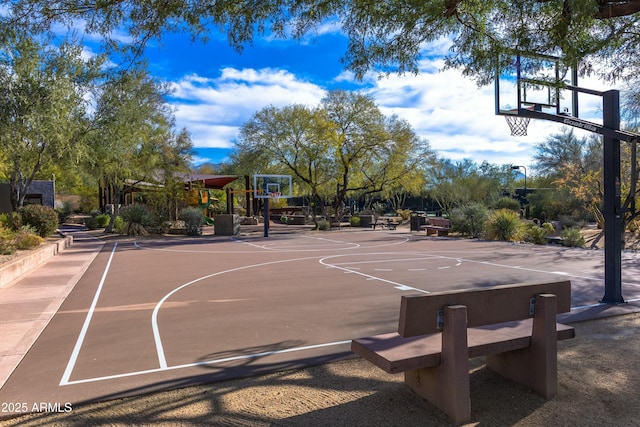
<box><xmin>601</xmin><ymin>90</ymin><xmax>624</xmax><ymax>304</ymax></box>
<box><xmin>263</xmin><ymin>197</ymin><xmax>269</xmax><ymax>237</ymax></box>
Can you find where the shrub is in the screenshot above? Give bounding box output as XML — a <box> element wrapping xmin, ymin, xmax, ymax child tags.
<box><xmin>561</xmin><ymin>227</ymin><xmax>585</xmax><ymax>248</ymax></box>
<box><xmin>96</xmin><ymin>214</ymin><xmax>111</xmax><ymax>228</ymax></box>
<box><xmin>120</xmin><ymin>204</ymin><xmax>151</xmax><ymax>225</ymax></box>
<box><xmin>317</xmin><ymin>219</ymin><xmax>330</xmax><ymax>230</ymax></box>
<box><xmin>113</xmin><ymin>216</ymin><xmax>125</xmax><ymax>234</ymax></box>
<box><xmin>494</xmin><ymin>196</ymin><xmax>522</xmax><ymax>212</ymax></box>
<box><xmin>19</xmin><ymin>204</ymin><xmax>59</xmax><ymax>237</ymax></box>
<box><xmin>120</xmin><ymin>204</ymin><xmax>151</xmax><ymax>236</ymax></box>
<box><xmin>13</xmin><ymin>227</ymin><xmax>43</xmax><ymax>250</ymax></box>
<box><xmin>180</xmin><ymin>207</ymin><xmax>205</xmax><ymax>236</ymax></box>
<box><xmin>485</xmin><ymin>209</ymin><xmax>523</xmax><ymax>241</ymax></box>
<box><xmin>525</xmin><ymin>222</ymin><xmax>555</xmax><ymax>245</ymax></box>
<box><xmin>0</xmin><ymin>226</ymin><xmax>15</xmax><ymax>255</ymax></box>
<box><xmin>349</xmin><ymin>216</ymin><xmax>361</xmax><ymax>227</ymax></box>
<box><xmin>396</xmin><ymin>209</ymin><xmax>412</xmax><ymax>220</ymax></box>
<box><xmin>1</xmin><ymin>212</ymin><xmax>23</xmax><ymax>231</ymax></box>
<box><xmin>450</xmin><ymin>203</ymin><xmax>489</xmax><ymax>238</ymax></box>
<box><xmin>84</xmin><ymin>216</ymin><xmax>100</xmax><ymax>230</ymax></box>
<box><xmin>56</xmin><ymin>201</ymin><xmax>73</xmax><ymax>224</ymax></box>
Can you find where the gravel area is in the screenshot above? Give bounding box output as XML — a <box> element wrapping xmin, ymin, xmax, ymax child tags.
<box><xmin>1</xmin><ymin>312</ymin><xmax>639</xmax><ymax>426</ymax></box>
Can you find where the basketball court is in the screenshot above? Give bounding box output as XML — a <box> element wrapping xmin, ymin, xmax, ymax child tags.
<box><xmin>1</xmin><ymin>227</ymin><xmax>640</xmax><ymax>416</ymax></box>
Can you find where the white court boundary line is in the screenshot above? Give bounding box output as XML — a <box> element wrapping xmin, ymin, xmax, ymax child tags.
<box><xmin>62</xmin><ymin>339</ymin><xmax>352</xmax><ymax>386</ymax></box>
<box><xmin>60</xmin><ymin>243</ymin><xmax>118</xmax><ymax>386</ymax></box>
<box><xmin>61</xmin><ymin>241</ymin><xmax>640</xmax><ymax>387</ymax></box>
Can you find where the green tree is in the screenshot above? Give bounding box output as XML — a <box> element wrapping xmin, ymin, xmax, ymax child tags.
<box><xmin>0</xmin><ymin>35</ymin><xmax>100</xmax><ymax>210</ymax></box>
<box><xmin>321</xmin><ymin>90</ymin><xmax>433</xmax><ymax>219</ymax></box>
<box><xmin>427</xmin><ymin>158</ymin><xmax>514</xmax><ymax>214</ymax></box>
<box><xmin>87</xmin><ymin>66</ymin><xmax>192</xmax><ymax>232</ymax></box>
<box><xmin>532</xmin><ymin>129</ymin><xmax>603</xmax><ymax>225</ymax></box>
<box><xmin>5</xmin><ymin>1</ymin><xmax>640</xmax><ymax>82</ymax></box>
<box><xmin>235</xmin><ymin>91</ymin><xmax>433</xmax><ymax>223</ymax></box>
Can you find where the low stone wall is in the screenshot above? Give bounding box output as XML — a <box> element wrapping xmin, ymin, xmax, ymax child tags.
<box><xmin>0</xmin><ymin>234</ymin><xmax>73</xmax><ymax>288</ymax></box>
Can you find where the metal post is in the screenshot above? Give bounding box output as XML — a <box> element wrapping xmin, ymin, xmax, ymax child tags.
<box><xmin>263</xmin><ymin>197</ymin><xmax>269</xmax><ymax>238</ymax></box>
<box><xmin>601</xmin><ymin>90</ymin><xmax>624</xmax><ymax>304</ymax></box>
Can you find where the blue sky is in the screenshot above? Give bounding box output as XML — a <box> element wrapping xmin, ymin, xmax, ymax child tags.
<box><xmin>97</xmin><ymin>23</ymin><xmax>613</xmax><ymax>169</ymax></box>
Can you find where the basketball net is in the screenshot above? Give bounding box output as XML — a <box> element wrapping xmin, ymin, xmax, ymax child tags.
<box><xmin>270</xmin><ymin>192</ymin><xmax>282</xmax><ymax>204</ymax></box>
<box><xmin>504</xmin><ymin>115</ymin><xmax>531</xmax><ymax>136</ymax></box>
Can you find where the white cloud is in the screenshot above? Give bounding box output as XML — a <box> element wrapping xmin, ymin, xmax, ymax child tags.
<box><xmin>167</xmin><ymin>39</ymin><xmax>615</xmax><ymax>167</ymax></box>
<box><xmin>169</xmin><ymin>68</ymin><xmax>326</xmax><ymax>148</ymax></box>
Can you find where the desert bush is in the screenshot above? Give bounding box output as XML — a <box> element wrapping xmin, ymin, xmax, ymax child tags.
<box><xmin>19</xmin><ymin>204</ymin><xmax>59</xmax><ymax>237</ymax></box>
<box><xmin>96</xmin><ymin>214</ymin><xmax>111</xmax><ymax>228</ymax></box>
<box><xmin>396</xmin><ymin>209</ymin><xmax>412</xmax><ymax>220</ymax></box>
<box><xmin>113</xmin><ymin>216</ymin><xmax>125</xmax><ymax>234</ymax></box>
<box><xmin>13</xmin><ymin>226</ymin><xmax>43</xmax><ymax>250</ymax></box>
<box><xmin>494</xmin><ymin>196</ymin><xmax>522</xmax><ymax>212</ymax></box>
<box><xmin>0</xmin><ymin>226</ymin><xmax>15</xmax><ymax>255</ymax></box>
<box><xmin>525</xmin><ymin>222</ymin><xmax>555</xmax><ymax>245</ymax></box>
<box><xmin>120</xmin><ymin>204</ymin><xmax>151</xmax><ymax>225</ymax></box>
<box><xmin>317</xmin><ymin>219</ymin><xmax>330</xmax><ymax>230</ymax></box>
<box><xmin>180</xmin><ymin>207</ymin><xmax>205</xmax><ymax>236</ymax></box>
<box><xmin>349</xmin><ymin>216</ymin><xmax>361</xmax><ymax>227</ymax></box>
<box><xmin>561</xmin><ymin>227</ymin><xmax>585</xmax><ymax>248</ymax></box>
<box><xmin>450</xmin><ymin>203</ymin><xmax>489</xmax><ymax>238</ymax></box>
<box><xmin>84</xmin><ymin>216</ymin><xmax>100</xmax><ymax>230</ymax></box>
<box><xmin>485</xmin><ymin>209</ymin><xmax>523</xmax><ymax>241</ymax></box>
<box><xmin>56</xmin><ymin>201</ymin><xmax>73</xmax><ymax>224</ymax></box>
<box><xmin>0</xmin><ymin>212</ymin><xmax>23</xmax><ymax>231</ymax></box>
<box><xmin>120</xmin><ymin>204</ymin><xmax>152</xmax><ymax>236</ymax></box>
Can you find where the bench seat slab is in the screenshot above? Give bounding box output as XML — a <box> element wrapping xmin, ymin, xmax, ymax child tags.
<box><xmin>351</xmin><ymin>318</ymin><xmax>575</xmax><ymax>374</ymax></box>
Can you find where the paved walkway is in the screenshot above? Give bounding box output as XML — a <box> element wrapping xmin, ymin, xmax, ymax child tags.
<box><xmin>0</xmin><ymin>226</ymin><xmax>104</xmax><ymax>389</ymax></box>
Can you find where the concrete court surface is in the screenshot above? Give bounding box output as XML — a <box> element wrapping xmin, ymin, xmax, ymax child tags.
<box><xmin>1</xmin><ymin>227</ymin><xmax>640</xmax><ymax>418</ymax></box>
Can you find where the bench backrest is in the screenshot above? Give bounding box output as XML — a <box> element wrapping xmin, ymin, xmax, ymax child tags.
<box><xmin>398</xmin><ymin>280</ymin><xmax>571</xmax><ymax>337</ymax></box>
<box><xmin>428</xmin><ymin>218</ymin><xmax>450</xmax><ymax>227</ymax></box>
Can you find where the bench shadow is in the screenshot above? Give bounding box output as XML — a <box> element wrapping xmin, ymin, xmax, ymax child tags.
<box><xmin>4</xmin><ymin>356</ymin><xmax>547</xmax><ymax>427</ymax></box>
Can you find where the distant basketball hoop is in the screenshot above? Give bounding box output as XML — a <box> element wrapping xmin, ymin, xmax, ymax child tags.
<box><xmin>504</xmin><ymin>114</ymin><xmax>531</xmax><ymax>136</ymax></box>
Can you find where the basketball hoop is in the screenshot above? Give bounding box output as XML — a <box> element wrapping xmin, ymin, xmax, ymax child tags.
<box><xmin>504</xmin><ymin>115</ymin><xmax>531</xmax><ymax>137</ymax></box>
<box><xmin>269</xmin><ymin>192</ymin><xmax>282</xmax><ymax>204</ymax></box>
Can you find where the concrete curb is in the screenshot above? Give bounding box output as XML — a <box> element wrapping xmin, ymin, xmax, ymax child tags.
<box><xmin>0</xmin><ymin>233</ymin><xmax>74</xmax><ymax>289</ymax></box>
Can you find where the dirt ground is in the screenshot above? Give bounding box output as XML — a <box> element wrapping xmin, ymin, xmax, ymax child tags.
<box><xmin>1</xmin><ymin>312</ymin><xmax>638</xmax><ymax>427</ymax></box>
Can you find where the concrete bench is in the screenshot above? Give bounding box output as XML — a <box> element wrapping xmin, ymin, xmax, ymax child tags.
<box><xmin>351</xmin><ymin>280</ymin><xmax>574</xmax><ymax>423</ymax></box>
<box><xmin>423</xmin><ymin>218</ymin><xmax>450</xmax><ymax>236</ymax></box>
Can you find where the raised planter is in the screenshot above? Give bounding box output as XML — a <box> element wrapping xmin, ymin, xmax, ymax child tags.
<box><xmin>0</xmin><ymin>234</ymin><xmax>73</xmax><ymax>288</ymax></box>
<box><xmin>214</xmin><ymin>214</ymin><xmax>241</xmax><ymax>236</ymax></box>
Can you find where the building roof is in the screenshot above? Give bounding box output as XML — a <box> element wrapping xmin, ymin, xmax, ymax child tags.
<box><xmin>176</xmin><ymin>174</ymin><xmax>241</xmax><ymax>189</ymax></box>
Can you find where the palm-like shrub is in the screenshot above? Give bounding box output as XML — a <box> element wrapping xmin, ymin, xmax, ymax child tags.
<box><xmin>485</xmin><ymin>209</ymin><xmax>523</xmax><ymax>241</ymax></box>
<box><xmin>120</xmin><ymin>204</ymin><xmax>151</xmax><ymax>236</ymax></box>
<box><xmin>525</xmin><ymin>222</ymin><xmax>555</xmax><ymax>245</ymax></box>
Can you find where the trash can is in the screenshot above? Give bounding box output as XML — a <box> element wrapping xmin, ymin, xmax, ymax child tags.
<box><xmin>410</xmin><ymin>213</ymin><xmax>426</xmax><ymax>232</ymax></box>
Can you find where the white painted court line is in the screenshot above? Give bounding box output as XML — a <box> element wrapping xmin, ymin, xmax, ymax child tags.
<box><xmin>319</xmin><ymin>256</ymin><xmax>429</xmax><ymax>294</ymax></box>
<box><xmin>436</xmin><ymin>255</ymin><xmax>604</xmax><ymax>281</ymax></box>
<box><xmin>151</xmin><ymin>256</ymin><xmax>330</xmax><ymax>369</ymax></box>
<box><xmin>61</xmin><ymin>339</ymin><xmax>352</xmax><ymax>386</ymax></box>
<box><xmin>60</xmin><ymin>243</ymin><xmax>118</xmax><ymax>386</ymax></box>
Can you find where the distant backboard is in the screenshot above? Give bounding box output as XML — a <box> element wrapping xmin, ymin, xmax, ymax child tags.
<box><xmin>253</xmin><ymin>174</ymin><xmax>292</xmax><ymax>199</ymax></box>
<box><xmin>495</xmin><ymin>53</ymin><xmax>578</xmax><ymax>118</ymax></box>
